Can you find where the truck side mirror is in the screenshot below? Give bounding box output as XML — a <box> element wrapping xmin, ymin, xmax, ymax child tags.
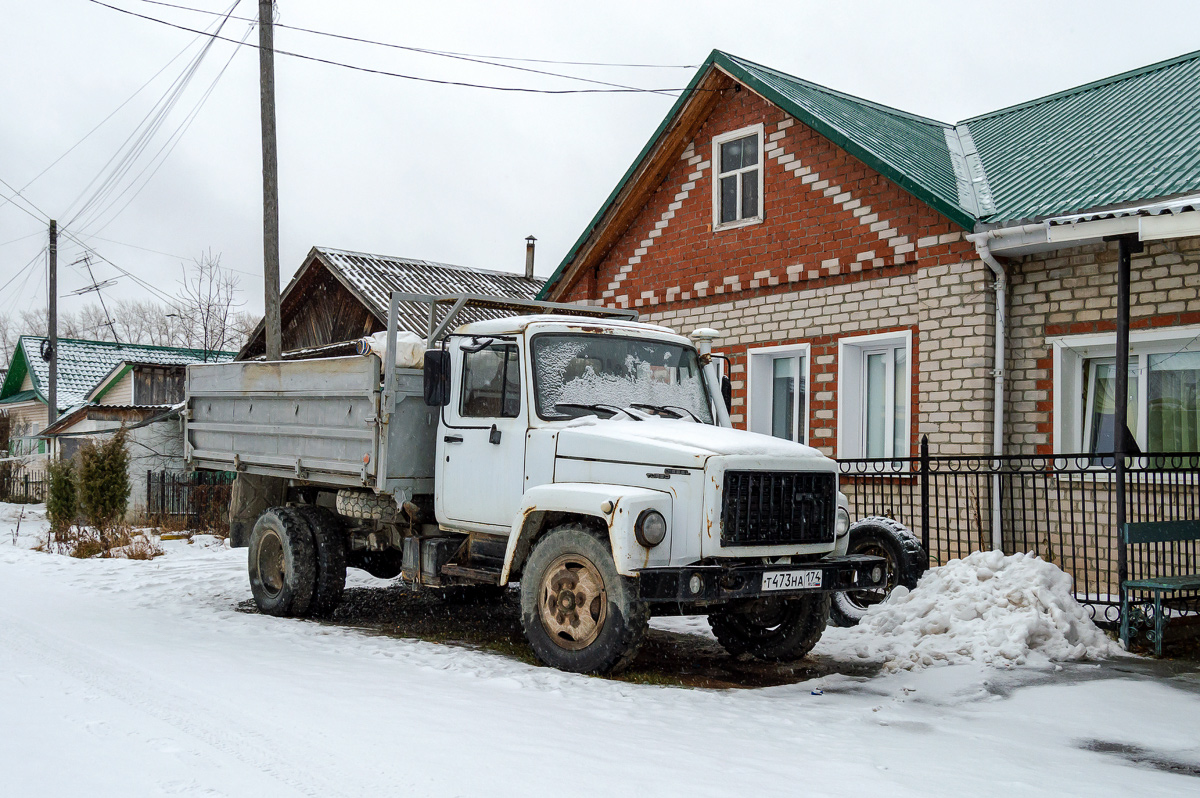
<box><xmin>721</xmin><ymin>374</ymin><xmax>732</xmax><ymax>412</ymax></box>
<box><xmin>423</xmin><ymin>350</ymin><xmax>451</xmax><ymax>407</ymax></box>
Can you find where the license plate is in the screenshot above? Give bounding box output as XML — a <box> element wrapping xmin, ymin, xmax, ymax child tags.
<box><xmin>761</xmin><ymin>569</ymin><xmax>822</xmax><ymax>592</ymax></box>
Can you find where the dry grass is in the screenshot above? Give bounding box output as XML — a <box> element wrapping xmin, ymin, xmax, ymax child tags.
<box><xmin>47</xmin><ymin>523</ymin><xmax>164</xmax><ymax>560</ymax></box>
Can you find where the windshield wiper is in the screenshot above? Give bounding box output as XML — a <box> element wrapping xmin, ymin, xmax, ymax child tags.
<box><xmin>629</xmin><ymin>403</ymin><xmax>701</xmax><ymax>422</ymax></box>
<box><xmin>554</xmin><ymin>402</ymin><xmax>635</xmax><ymax>420</ymax></box>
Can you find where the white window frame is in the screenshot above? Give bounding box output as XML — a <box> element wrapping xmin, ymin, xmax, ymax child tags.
<box><xmin>746</xmin><ymin>343</ymin><xmax>810</xmax><ymax>444</ymax></box>
<box><xmin>1050</xmin><ymin>324</ymin><xmax>1200</xmax><ymax>453</ymax></box>
<box><xmin>711</xmin><ymin>123</ymin><xmax>765</xmax><ymax>231</ymax></box>
<box><xmin>837</xmin><ymin>330</ymin><xmax>912</xmax><ymax>459</ymax></box>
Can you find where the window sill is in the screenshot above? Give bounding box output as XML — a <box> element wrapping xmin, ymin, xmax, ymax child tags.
<box><xmin>713</xmin><ymin>216</ymin><xmax>763</xmax><ymax>233</ymax></box>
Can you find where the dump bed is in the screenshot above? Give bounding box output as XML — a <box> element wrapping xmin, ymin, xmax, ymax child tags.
<box><xmin>184</xmin><ymin>355</ymin><xmax>436</xmax><ymax>495</ymax></box>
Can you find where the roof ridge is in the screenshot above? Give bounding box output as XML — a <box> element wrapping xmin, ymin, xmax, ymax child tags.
<box><xmin>962</xmin><ymin>48</ymin><xmax>1200</xmax><ymax>124</ymax></box>
<box><xmin>718</xmin><ymin>50</ymin><xmax>953</xmax><ymax>129</ymax></box>
<box><xmin>315</xmin><ymin>246</ymin><xmax>544</xmax><ymax>282</ymax></box>
<box><xmin>15</xmin><ymin>334</ymin><xmax>236</xmax><ymax>355</ymax></box>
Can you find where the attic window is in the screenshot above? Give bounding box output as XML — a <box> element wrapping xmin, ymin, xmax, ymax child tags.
<box><xmin>712</xmin><ymin>124</ymin><xmax>764</xmax><ymax>230</ymax></box>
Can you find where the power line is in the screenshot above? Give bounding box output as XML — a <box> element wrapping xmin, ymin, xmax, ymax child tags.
<box><xmin>0</xmin><ymin>230</ymin><xmax>45</xmax><ymax>249</ymax></box>
<box><xmin>131</xmin><ymin>0</ymin><xmax>699</xmax><ymax>69</ymax></box>
<box><xmin>126</xmin><ymin>0</ymin><xmax>680</xmax><ymax>96</ymax></box>
<box><xmin>0</xmin><ymin>247</ymin><xmax>46</xmax><ymax>296</ymax></box>
<box><xmin>0</xmin><ymin>29</ymin><xmax>206</xmax><ymax>217</ymax></box>
<box><xmin>66</xmin><ymin>2</ymin><xmax>242</xmax><ymax>232</ymax></box>
<box><xmin>75</xmin><ymin>15</ymin><xmax>255</xmax><ymax>236</ymax></box>
<box><xmin>87</xmin><ymin>0</ymin><xmax>706</xmax><ymax>95</ymax></box>
<box><xmin>0</xmin><ymin>172</ymin><xmax>181</xmax><ymax>307</ymax></box>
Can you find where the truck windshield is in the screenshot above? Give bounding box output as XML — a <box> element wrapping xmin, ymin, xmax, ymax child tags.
<box><xmin>531</xmin><ymin>334</ymin><xmax>714</xmax><ymax>423</ymax></box>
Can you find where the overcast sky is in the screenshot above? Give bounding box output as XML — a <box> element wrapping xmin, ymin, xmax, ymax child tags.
<box><xmin>3</xmin><ymin>0</ymin><xmax>1200</xmax><ymax>323</ymax></box>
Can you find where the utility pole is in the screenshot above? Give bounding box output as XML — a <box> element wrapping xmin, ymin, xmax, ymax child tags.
<box><xmin>259</xmin><ymin>0</ymin><xmax>282</xmax><ymax>360</ymax></box>
<box><xmin>47</xmin><ymin>220</ymin><xmax>58</xmax><ymax>426</ymax></box>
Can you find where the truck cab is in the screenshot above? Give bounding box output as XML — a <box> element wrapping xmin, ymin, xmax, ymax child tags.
<box><xmin>187</xmin><ymin>294</ymin><xmax>886</xmax><ymax>674</ymax></box>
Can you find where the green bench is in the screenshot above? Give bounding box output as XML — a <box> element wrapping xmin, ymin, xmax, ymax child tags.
<box><xmin>1121</xmin><ymin>520</ymin><xmax>1200</xmax><ymax>656</ymax></box>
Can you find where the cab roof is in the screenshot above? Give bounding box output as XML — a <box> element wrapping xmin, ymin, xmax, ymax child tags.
<box><xmin>454</xmin><ymin>314</ymin><xmax>683</xmax><ymax>340</ymax></box>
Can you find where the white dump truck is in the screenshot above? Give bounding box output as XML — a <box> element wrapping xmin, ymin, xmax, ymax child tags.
<box><xmin>184</xmin><ymin>293</ymin><xmax>885</xmax><ymax>673</ymax></box>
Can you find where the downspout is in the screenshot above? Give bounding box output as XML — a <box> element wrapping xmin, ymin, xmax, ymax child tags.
<box><xmin>967</xmin><ymin>232</ymin><xmax>1007</xmax><ymax>553</ymax></box>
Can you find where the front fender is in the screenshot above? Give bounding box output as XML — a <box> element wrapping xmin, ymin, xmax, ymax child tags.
<box><xmin>500</xmin><ymin>483</ymin><xmax>673</xmax><ymax>584</ymax></box>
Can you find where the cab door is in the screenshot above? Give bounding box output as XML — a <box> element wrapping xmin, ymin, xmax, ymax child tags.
<box><xmin>436</xmin><ymin>340</ymin><xmax>527</xmax><ymax>531</ymax></box>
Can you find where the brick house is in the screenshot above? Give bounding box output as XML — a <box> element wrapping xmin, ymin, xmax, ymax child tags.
<box><xmin>540</xmin><ymin>49</ymin><xmax>1200</xmax><ymax>466</ymax></box>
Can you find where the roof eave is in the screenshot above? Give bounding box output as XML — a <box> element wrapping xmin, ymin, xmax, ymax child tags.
<box><xmin>538</xmin><ymin>51</ymin><xmax>725</xmax><ymax>300</ymax></box>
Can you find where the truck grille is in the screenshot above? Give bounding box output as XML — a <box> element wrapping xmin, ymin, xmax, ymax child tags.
<box><xmin>721</xmin><ymin>471</ymin><xmax>836</xmax><ymax>547</ymax></box>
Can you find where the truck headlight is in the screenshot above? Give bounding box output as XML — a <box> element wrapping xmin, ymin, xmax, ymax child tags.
<box><xmin>835</xmin><ymin>507</ymin><xmax>851</xmax><ymax>538</ymax></box>
<box><xmin>635</xmin><ymin>509</ymin><xmax>667</xmax><ymax>548</ymax></box>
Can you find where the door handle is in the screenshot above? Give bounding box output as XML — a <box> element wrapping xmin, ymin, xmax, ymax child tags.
<box><xmin>443</xmin><ymin>434</ymin><xmax>463</xmax><ymax>444</ymax></box>
<box><xmin>489</xmin><ymin>424</ymin><xmax>502</xmax><ymax>445</ymax></box>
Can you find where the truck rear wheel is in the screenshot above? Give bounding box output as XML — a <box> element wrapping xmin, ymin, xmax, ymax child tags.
<box><xmin>247</xmin><ymin>507</ymin><xmax>317</xmax><ymax>617</ymax></box>
<box><xmin>519</xmin><ymin>525</ymin><xmax>648</xmax><ymax>675</ymax></box>
<box><xmin>708</xmin><ymin>594</ymin><xmax>829</xmax><ymax>661</ymax></box>
<box><xmin>296</xmin><ymin>506</ymin><xmax>347</xmax><ymax>618</ymax></box>
<box><xmin>829</xmin><ymin>517</ymin><xmax>928</xmax><ymax>628</ymax></box>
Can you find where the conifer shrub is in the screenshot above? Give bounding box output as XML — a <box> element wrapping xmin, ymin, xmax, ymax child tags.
<box><xmin>46</xmin><ymin>457</ymin><xmax>78</xmax><ymax>539</ymax></box>
<box><xmin>78</xmin><ymin>428</ymin><xmax>130</xmax><ymax>546</ymax></box>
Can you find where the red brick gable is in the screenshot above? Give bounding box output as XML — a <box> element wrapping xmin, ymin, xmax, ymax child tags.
<box><xmin>557</xmin><ymin>84</ymin><xmax>974</xmax><ymax>309</ymax></box>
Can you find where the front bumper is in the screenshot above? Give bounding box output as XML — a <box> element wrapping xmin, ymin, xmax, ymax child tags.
<box><xmin>637</xmin><ymin>554</ymin><xmax>887</xmax><ymax>606</ymax></box>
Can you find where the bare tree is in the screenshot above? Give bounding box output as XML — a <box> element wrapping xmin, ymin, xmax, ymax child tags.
<box><xmin>172</xmin><ymin>251</ymin><xmax>245</xmax><ymax>359</ymax></box>
<box><xmin>0</xmin><ymin>249</ymin><xmax>252</xmax><ymax>359</ymax></box>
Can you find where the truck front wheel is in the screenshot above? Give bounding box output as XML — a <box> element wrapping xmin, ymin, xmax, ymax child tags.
<box><xmin>709</xmin><ymin>594</ymin><xmax>829</xmax><ymax>661</ymax></box>
<box><xmin>519</xmin><ymin>525</ymin><xmax>648</xmax><ymax>674</ymax></box>
<box><xmin>247</xmin><ymin>507</ymin><xmax>317</xmax><ymax>617</ymax></box>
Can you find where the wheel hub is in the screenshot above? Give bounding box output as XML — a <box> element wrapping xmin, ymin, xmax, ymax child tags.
<box><xmin>257</xmin><ymin>530</ymin><xmax>286</xmax><ymax>598</ymax></box>
<box><xmin>842</xmin><ymin>542</ymin><xmax>895</xmax><ymax>611</ymax></box>
<box><xmin>539</xmin><ymin>554</ymin><xmax>607</xmax><ymax>651</ymax></box>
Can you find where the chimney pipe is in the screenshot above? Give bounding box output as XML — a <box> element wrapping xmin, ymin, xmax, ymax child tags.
<box><xmin>525</xmin><ymin>235</ymin><xmax>536</xmax><ymax>279</ymax></box>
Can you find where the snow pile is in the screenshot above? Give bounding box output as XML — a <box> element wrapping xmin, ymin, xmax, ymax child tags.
<box><xmin>840</xmin><ymin>550</ymin><xmax>1121</xmax><ymax>670</ymax></box>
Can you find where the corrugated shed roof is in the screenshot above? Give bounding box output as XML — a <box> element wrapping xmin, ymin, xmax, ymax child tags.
<box><xmin>966</xmin><ymin>50</ymin><xmax>1200</xmax><ymax>223</ymax></box>
<box><xmin>314</xmin><ymin>247</ymin><xmax>545</xmax><ymax>337</ymax></box>
<box><xmin>0</xmin><ymin>337</ymin><xmax>236</xmax><ymax>411</ymax></box>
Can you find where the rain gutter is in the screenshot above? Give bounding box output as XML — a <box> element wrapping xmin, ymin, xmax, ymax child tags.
<box><xmin>964</xmin><ymin>231</ymin><xmax>1007</xmax><ymax>552</ymax></box>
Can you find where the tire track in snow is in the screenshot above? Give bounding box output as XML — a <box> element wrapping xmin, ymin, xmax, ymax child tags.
<box><xmin>0</xmin><ymin>613</ymin><xmax>350</xmax><ymax>798</ymax></box>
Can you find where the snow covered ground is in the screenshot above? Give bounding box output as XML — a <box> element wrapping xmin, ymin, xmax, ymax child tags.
<box><xmin>2</xmin><ymin>502</ymin><xmax>1199</xmax><ymax>797</ymax></box>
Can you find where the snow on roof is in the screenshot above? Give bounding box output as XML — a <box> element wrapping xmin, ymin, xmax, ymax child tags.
<box><xmin>315</xmin><ymin>247</ymin><xmax>546</xmax><ymax>337</ymax></box>
<box><xmin>0</xmin><ymin>337</ymin><xmax>236</xmax><ymax>411</ymax></box>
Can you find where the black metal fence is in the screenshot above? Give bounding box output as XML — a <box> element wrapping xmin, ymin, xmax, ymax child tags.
<box><xmin>0</xmin><ymin>465</ymin><xmax>47</xmax><ymax>503</ymax></box>
<box><xmin>146</xmin><ymin>470</ymin><xmax>235</xmax><ymax>534</ymax></box>
<box><xmin>838</xmin><ymin>439</ymin><xmax>1200</xmax><ymax>626</ymax></box>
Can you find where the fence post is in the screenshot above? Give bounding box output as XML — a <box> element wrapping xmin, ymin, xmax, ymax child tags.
<box><xmin>24</xmin><ymin>472</ymin><xmax>29</xmax><ymax>503</ymax></box>
<box><xmin>920</xmin><ymin>435</ymin><xmax>930</xmax><ymax>553</ymax></box>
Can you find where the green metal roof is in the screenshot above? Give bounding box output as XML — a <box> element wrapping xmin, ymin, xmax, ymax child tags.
<box><xmin>716</xmin><ymin>52</ymin><xmax>972</xmax><ymax>229</ymax></box>
<box><xmin>0</xmin><ymin>337</ymin><xmax>236</xmax><ymax>411</ymax></box>
<box><xmin>0</xmin><ymin>390</ymin><xmax>37</xmax><ymax>406</ymax></box>
<box><xmin>966</xmin><ymin>49</ymin><xmax>1200</xmax><ymax>223</ymax></box>
<box><xmin>541</xmin><ymin>47</ymin><xmax>1200</xmax><ymax>298</ymax></box>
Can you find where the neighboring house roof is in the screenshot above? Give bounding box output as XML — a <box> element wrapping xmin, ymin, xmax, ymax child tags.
<box><xmin>239</xmin><ymin>247</ymin><xmax>545</xmax><ymax>358</ymax></box>
<box><xmin>42</xmin><ymin>404</ymin><xmax>175</xmax><ymax>438</ymax></box>
<box><xmin>540</xmin><ymin>47</ymin><xmax>1200</xmax><ymax>297</ymax></box>
<box><xmin>0</xmin><ymin>337</ymin><xmax>236</xmax><ymax>411</ymax></box>
<box><xmin>0</xmin><ymin>390</ymin><xmax>37</xmax><ymax>406</ymax></box>
<box><xmin>86</xmin><ymin>360</ymin><xmax>188</xmax><ymax>403</ymax></box>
